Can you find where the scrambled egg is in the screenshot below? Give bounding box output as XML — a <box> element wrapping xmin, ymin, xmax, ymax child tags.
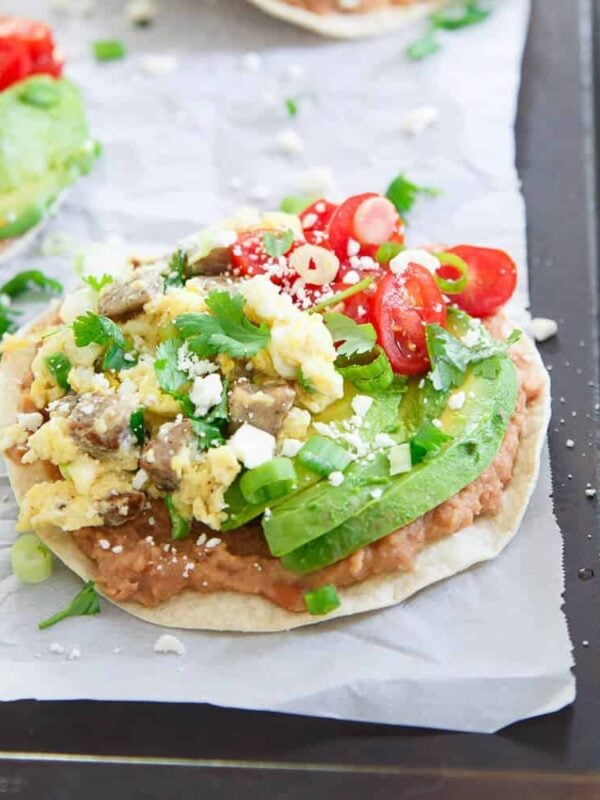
<box><xmin>3</xmin><ymin>216</ymin><xmax>346</xmax><ymax>537</ymax></box>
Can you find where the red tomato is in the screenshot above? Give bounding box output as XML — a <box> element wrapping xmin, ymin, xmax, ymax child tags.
<box><xmin>0</xmin><ymin>17</ymin><xmax>55</xmax><ymax>60</ymax></box>
<box><xmin>339</xmin><ymin>285</ymin><xmax>376</xmax><ymax>324</ymax></box>
<box><xmin>230</xmin><ymin>229</ymin><xmax>294</xmax><ymax>282</ymax></box>
<box><xmin>300</xmin><ymin>199</ymin><xmax>337</xmax><ymax>233</ymax></box>
<box><xmin>0</xmin><ymin>38</ymin><xmax>32</xmax><ymax>91</ymax></box>
<box><xmin>443</xmin><ymin>245</ymin><xmax>517</xmax><ymax>318</ymax></box>
<box><xmin>328</xmin><ymin>193</ymin><xmax>403</xmax><ymax>261</ymax></box>
<box><xmin>372</xmin><ymin>265</ymin><xmax>446</xmax><ymax>375</ymax></box>
<box><xmin>29</xmin><ymin>47</ymin><xmax>64</xmax><ymax>78</ymax></box>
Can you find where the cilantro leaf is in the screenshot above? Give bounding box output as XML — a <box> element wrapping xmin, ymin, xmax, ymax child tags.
<box><xmin>38</xmin><ymin>581</ymin><xmax>100</xmax><ymax>630</ymax></box>
<box><xmin>285</xmin><ymin>97</ymin><xmax>298</xmax><ymax>117</ymax></box>
<box><xmin>426</xmin><ymin>322</ymin><xmax>521</xmax><ymax>392</ymax></box>
<box><xmin>155</xmin><ymin>339</ymin><xmax>190</xmax><ymax>398</ymax></box>
<box><xmin>1</xmin><ymin>270</ymin><xmax>63</xmax><ymax>298</ymax></box>
<box><xmin>0</xmin><ymin>303</ymin><xmax>19</xmax><ymax>338</ymax></box>
<box><xmin>45</xmin><ymin>353</ymin><xmax>72</xmax><ymax>390</ymax></box>
<box><xmin>164</xmin><ymin>249</ymin><xmax>188</xmax><ymax>290</ymax></box>
<box><xmin>323</xmin><ymin>313</ymin><xmax>377</xmax><ymax>358</ymax></box>
<box><xmin>385</xmin><ymin>173</ymin><xmax>441</xmax><ymax>216</ymax></box>
<box><xmin>410</xmin><ymin>423</ymin><xmax>453</xmax><ymax>465</ymax></box>
<box><xmin>431</xmin><ymin>0</ymin><xmax>491</xmax><ymax>31</ymax></box>
<box><xmin>102</xmin><ymin>342</ymin><xmax>136</xmax><ymax>372</ymax></box>
<box><xmin>297</xmin><ymin>368</ymin><xmax>317</xmax><ymax>394</ymax></box>
<box><xmin>73</xmin><ymin>311</ymin><xmax>125</xmax><ymax>349</ymax></box>
<box><xmin>83</xmin><ymin>274</ymin><xmax>113</xmax><ymax>292</ymax></box>
<box><xmin>262</xmin><ymin>230</ymin><xmax>294</xmax><ymax>259</ymax></box>
<box><xmin>174</xmin><ymin>292</ymin><xmax>270</xmax><ymax>359</ymax></box>
<box><xmin>190</xmin><ymin>418</ymin><xmax>226</xmax><ymax>449</ymax></box>
<box><xmin>406</xmin><ymin>31</ymin><xmax>441</xmax><ymax>61</ymax></box>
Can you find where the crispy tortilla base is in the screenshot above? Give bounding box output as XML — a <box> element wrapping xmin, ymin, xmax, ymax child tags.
<box><xmin>244</xmin><ymin>0</ymin><xmax>445</xmax><ymax>38</ymax></box>
<box><xmin>0</xmin><ymin>308</ymin><xmax>551</xmax><ymax>632</ymax></box>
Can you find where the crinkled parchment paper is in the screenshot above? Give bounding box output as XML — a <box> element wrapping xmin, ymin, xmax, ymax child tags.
<box><xmin>0</xmin><ymin>0</ymin><xmax>574</xmax><ymax>732</ymax></box>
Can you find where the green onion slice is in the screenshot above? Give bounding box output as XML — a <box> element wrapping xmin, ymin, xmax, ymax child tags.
<box><xmin>130</xmin><ymin>408</ymin><xmax>146</xmax><ymax>446</ymax></box>
<box><xmin>336</xmin><ymin>346</ymin><xmax>393</xmax><ymax>393</ymax></box>
<box><xmin>388</xmin><ymin>442</ymin><xmax>412</xmax><ymax>476</ymax></box>
<box><xmin>310</xmin><ymin>277</ymin><xmax>374</xmax><ymax>314</ymax></box>
<box><xmin>279</xmin><ymin>194</ymin><xmax>315</xmax><ymax>214</ymax></box>
<box><xmin>434</xmin><ymin>251</ymin><xmax>469</xmax><ymax>294</ymax></box>
<box><xmin>165</xmin><ymin>495</ymin><xmax>191</xmax><ymax>540</ymax></box>
<box><xmin>297</xmin><ymin>435</ymin><xmax>352</xmax><ymax>477</ymax></box>
<box><xmin>304</xmin><ymin>584</ymin><xmax>341</xmax><ymax>616</ymax></box>
<box><xmin>93</xmin><ymin>40</ymin><xmax>127</xmax><ymax>61</ymax></box>
<box><xmin>375</xmin><ymin>241</ymin><xmax>405</xmax><ymax>265</ymax></box>
<box><xmin>11</xmin><ymin>533</ymin><xmax>53</xmax><ymax>584</ymax></box>
<box><xmin>240</xmin><ymin>458</ymin><xmax>297</xmax><ymax>506</ymax></box>
<box><xmin>44</xmin><ymin>353</ymin><xmax>71</xmax><ymax>390</ymax></box>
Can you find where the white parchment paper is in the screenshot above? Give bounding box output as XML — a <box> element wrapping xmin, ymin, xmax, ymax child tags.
<box><xmin>0</xmin><ymin>0</ymin><xmax>574</xmax><ymax>732</ymax></box>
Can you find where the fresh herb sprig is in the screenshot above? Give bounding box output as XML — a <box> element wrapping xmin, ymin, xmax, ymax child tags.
<box><xmin>406</xmin><ymin>0</ymin><xmax>492</xmax><ymax>62</ymax></box>
<box><xmin>385</xmin><ymin>173</ymin><xmax>441</xmax><ymax>216</ymax></box>
<box><xmin>323</xmin><ymin>313</ymin><xmax>377</xmax><ymax>358</ymax></box>
<box><xmin>72</xmin><ymin>311</ymin><xmax>134</xmax><ymax>371</ymax></box>
<box><xmin>263</xmin><ymin>230</ymin><xmax>294</xmax><ymax>259</ymax></box>
<box><xmin>38</xmin><ymin>581</ymin><xmax>101</xmax><ymax>630</ymax></box>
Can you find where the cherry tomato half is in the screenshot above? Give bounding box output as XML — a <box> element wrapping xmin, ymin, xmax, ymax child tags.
<box><xmin>300</xmin><ymin>199</ymin><xmax>337</xmax><ymax>233</ymax></box>
<box><xmin>0</xmin><ymin>17</ymin><xmax>55</xmax><ymax>61</ymax></box>
<box><xmin>372</xmin><ymin>265</ymin><xmax>446</xmax><ymax>375</ymax></box>
<box><xmin>0</xmin><ymin>38</ymin><xmax>32</xmax><ymax>91</ymax></box>
<box><xmin>328</xmin><ymin>193</ymin><xmax>403</xmax><ymax>261</ymax></box>
<box><xmin>442</xmin><ymin>245</ymin><xmax>517</xmax><ymax>318</ymax></box>
<box><xmin>230</xmin><ymin>229</ymin><xmax>294</xmax><ymax>282</ymax></box>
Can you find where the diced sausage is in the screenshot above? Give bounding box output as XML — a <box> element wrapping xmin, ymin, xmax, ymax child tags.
<box><xmin>67</xmin><ymin>394</ymin><xmax>133</xmax><ymax>457</ymax></box>
<box><xmin>96</xmin><ymin>491</ymin><xmax>147</xmax><ymax>526</ymax></box>
<box><xmin>140</xmin><ymin>419</ymin><xmax>195</xmax><ymax>491</ymax></box>
<box><xmin>187</xmin><ymin>247</ymin><xmax>232</xmax><ymax>277</ymax></box>
<box><xmin>228</xmin><ymin>380</ymin><xmax>295</xmax><ymax>437</ymax></box>
<box><xmin>98</xmin><ymin>265</ymin><xmax>163</xmax><ymax>320</ymax></box>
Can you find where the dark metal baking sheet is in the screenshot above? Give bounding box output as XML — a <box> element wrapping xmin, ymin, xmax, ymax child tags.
<box><xmin>0</xmin><ymin>0</ymin><xmax>598</xmax><ymax>796</ymax></box>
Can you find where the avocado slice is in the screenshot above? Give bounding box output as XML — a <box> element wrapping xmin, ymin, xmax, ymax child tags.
<box><xmin>0</xmin><ymin>75</ymin><xmax>99</xmax><ymax>240</ymax></box>
<box><xmin>221</xmin><ymin>383</ymin><xmax>405</xmax><ymax>531</ymax></box>
<box><xmin>280</xmin><ymin>356</ymin><xmax>518</xmax><ymax>574</ymax></box>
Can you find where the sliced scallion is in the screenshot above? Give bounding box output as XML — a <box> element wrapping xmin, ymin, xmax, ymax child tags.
<box><xmin>165</xmin><ymin>495</ymin><xmax>191</xmax><ymax>540</ymax></box>
<box><xmin>309</xmin><ymin>276</ymin><xmax>374</xmax><ymax>314</ymax></box>
<box><xmin>304</xmin><ymin>584</ymin><xmax>341</xmax><ymax>616</ymax></box>
<box><xmin>240</xmin><ymin>458</ymin><xmax>297</xmax><ymax>506</ymax></box>
<box><xmin>93</xmin><ymin>39</ymin><xmax>127</xmax><ymax>61</ymax></box>
<box><xmin>375</xmin><ymin>241</ymin><xmax>405</xmax><ymax>265</ymax></box>
<box><xmin>434</xmin><ymin>251</ymin><xmax>469</xmax><ymax>294</ymax></box>
<box><xmin>11</xmin><ymin>533</ymin><xmax>53</xmax><ymax>584</ymax></box>
<box><xmin>297</xmin><ymin>436</ymin><xmax>352</xmax><ymax>477</ymax></box>
<box><xmin>388</xmin><ymin>443</ymin><xmax>412</xmax><ymax>476</ymax></box>
<box><xmin>335</xmin><ymin>346</ymin><xmax>393</xmax><ymax>393</ymax></box>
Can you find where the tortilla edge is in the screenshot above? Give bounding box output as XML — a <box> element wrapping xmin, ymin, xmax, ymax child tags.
<box><xmin>244</xmin><ymin>0</ymin><xmax>446</xmax><ymax>38</ymax></box>
<box><xmin>0</xmin><ymin>308</ymin><xmax>551</xmax><ymax>632</ymax></box>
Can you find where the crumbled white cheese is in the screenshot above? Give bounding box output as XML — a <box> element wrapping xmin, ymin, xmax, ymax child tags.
<box><xmin>67</xmin><ymin>646</ymin><xmax>81</xmax><ymax>661</ymax></box>
<box><xmin>49</xmin><ymin>642</ymin><xmax>65</xmax><ymax>654</ymax></box>
<box><xmin>132</xmin><ymin>469</ymin><xmax>149</xmax><ymax>490</ymax></box>
<box><xmin>585</xmin><ymin>487</ymin><xmax>597</xmax><ymax>498</ymax></box>
<box><xmin>228</xmin><ymin>423</ymin><xmax>276</xmax><ymax>469</ymax></box>
<box><xmin>177</xmin><ymin>342</ymin><xmax>218</xmax><ymax>379</ymax></box>
<box><xmin>390</xmin><ymin>249</ymin><xmax>440</xmax><ymax>276</ymax></box>
<box><xmin>276</xmin><ymin>129</ymin><xmax>304</xmax><ymax>156</ymax></box>
<box><xmin>190</xmin><ymin>373</ymin><xmax>223</xmax><ymax>417</ymax></box>
<box><xmin>448</xmin><ymin>391</ymin><xmax>466</xmax><ymax>411</ymax></box>
<box><xmin>347</xmin><ymin>238</ymin><xmax>360</xmax><ymax>257</ymax></box>
<box><xmin>16</xmin><ymin>412</ymin><xmax>44</xmax><ymax>432</ymax></box>
<box><xmin>351</xmin><ymin>395</ymin><xmax>373</xmax><ymax>418</ymax></box>
<box><xmin>205</xmin><ymin>537</ymin><xmax>222</xmax><ymax>549</ymax></box>
<box><xmin>328</xmin><ymin>471</ymin><xmax>345</xmax><ymax>487</ymax></box>
<box><xmin>461</xmin><ymin>324</ymin><xmax>482</xmax><ymax>348</ymax></box>
<box><xmin>530</xmin><ymin>317</ymin><xmax>558</xmax><ymax>343</ymax></box>
<box><xmin>401</xmin><ymin>105</ymin><xmax>440</xmax><ymax>136</ymax></box>
<box><xmin>212</xmin><ymin>229</ymin><xmax>238</xmax><ymax>248</ymax></box>
<box><xmin>196</xmin><ymin>533</ymin><xmax>207</xmax><ymax>547</ymax></box>
<box><xmin>126</xmin><ymin>0</ymin><xmax>156</xmax><ymax>25</ymax></box>
<box><xmin>112</xmin><ymin>545</ymin><xmax>124</xmax><ymax>554</ymax></box>
<box><xmin>566</xmin><ymin>439</ymin><xmax>575</xmax><ymax>449</ymax></box>
<box><xmin>140</xmin><ymin>54</ymin><xmax>179</xmax><ymax>75</ymax></box>
<box><xmin>302</xmin><ymin>213</ymin><xmax>318</xmax><ymax>230</ymax></box>
<box><xmin>98</xmin><ymin>539</ymin><xmax>110</xmax><ymax>550</ymax></box>
<box><xmin>153</xmin><ymin>634</ymin><xmax>186</xmax><ymax>656</ymax></box>
<box><xmin>374</xmin><ymin>433</ymin><xmax>395</xmax><ymax>449</ymax></box>
<box><xmin>342</xmin><ymin>269</ymin><xmax>360</xmax><ymax>285</ymax></box>
<box><xmin>280</xmin><ymin>438</ymin><xmax>303</xmax><ymax>458</ymax></box>
<box><xmin>370</xmin><ymin>488</ymin><xmax>383</xmax><ymax>500</ymax></box>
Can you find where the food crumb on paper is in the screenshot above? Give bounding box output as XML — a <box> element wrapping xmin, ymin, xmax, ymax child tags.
<box><xmin>67</xmin><ymin>646</ymin><xmax>82</xmax><ymax>661</ymax></box>
<box><xmin>49</xmin><ymin>643</ymin><xmax>65</xmax><ymax>654</ymax></box>
<box><xmin>401</xmin><ymin>105</ymin><xmax>440</xmax><ymax>136</ymax></box>
<box><xmin>530</xmin><ymin>317</ymin><xmax>558</xmax><ymax>342</ymax></box>
<box><xmin>153</xmin><ymin>634</ymin><xmax>186</xmax><ymax>655</ymax></box>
